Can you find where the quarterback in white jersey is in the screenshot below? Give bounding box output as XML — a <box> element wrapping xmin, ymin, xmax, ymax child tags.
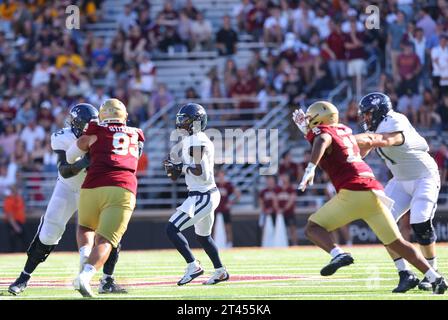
<box><xmin>8</xmin><ymin>104</ymin><xmax>126</xmax><ymax>296</ymax></box>
<box><xmin>164</xmin><ymin>103</ymin><xmax>229</xmax><ymax>286</ymax></box>
<box><xmin>356</xmin><ymin>92</ymin><xmax>441</xmax><ymax>293</ymax></box>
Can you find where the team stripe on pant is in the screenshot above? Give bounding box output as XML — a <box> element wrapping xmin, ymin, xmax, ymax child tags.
<box><xmin>176</xmin><ymin>194</ymin><xmax>211</xmax><ymax>230</ymax></box>
<box><xmin>27</xmin><ymin>215</ymin><xmax>45</xmax><ymax>252</ymax></box>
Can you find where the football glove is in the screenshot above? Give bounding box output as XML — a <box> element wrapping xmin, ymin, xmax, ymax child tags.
<box><xmin>163</xmin><ymin>157</ymin><xmax>183</xmax><ymax>180</ymax></box>
<box><xmin>298</xmin><ymin>163</ymin><xmax>316</xmax><ymax>192</ymax></box>
<box><xmin>292</xmin><ymin>108</ymin><xmax>309</xmax><ymax>136</ymax></box>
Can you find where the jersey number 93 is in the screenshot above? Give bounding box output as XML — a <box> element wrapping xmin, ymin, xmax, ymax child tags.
<box><xmin>112</xmin><ymin>132</ymin><xmax>139</xmax><ymax>158</ymax></box>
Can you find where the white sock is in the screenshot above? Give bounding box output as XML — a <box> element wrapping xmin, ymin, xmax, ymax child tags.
<box><xmin>79</xmin><ymin>246</ymin><xmax>91</xmax><ymax>272</ymax></box>
<box><xmin>80</xmin><ymin>264</ymin><xmax>97</xmax><ymax>283</ymax></box>
<box><xmin>427</xmin><ymin>257</ymin><xmax>438</xmax><ymax>270</ymax></box>
<box><xmin>424</xmin><ymin>268</ymin><xmax>441</xmax><ymax>283</ymax></box>
<box><xmin>393</xmin><ymin>258</ymin><xmax>410</xmax><ymax>272</ymax></box>
<box><xmin>188</xmin><ymin>260</ymin><xmax>198</xmax><ymax>267</ymax></box>
<box><xmin>330</xmin><ymin>247</ymin><xmax>344</xmax><ymax>258</ymax></box>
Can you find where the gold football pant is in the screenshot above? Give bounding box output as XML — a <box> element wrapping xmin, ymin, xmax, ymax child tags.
<box><xmin>78</xmin><ymin>186</ymin><xmax>136</xmax><ymax>247</ymax></box>
<box><xmin>308</xmin><ymin>189</ymin><xmax>401</xmax><ymax>245</ymax></box>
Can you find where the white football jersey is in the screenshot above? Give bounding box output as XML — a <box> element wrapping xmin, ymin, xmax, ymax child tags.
<box><xmin>50</xmin><ymin>128</ymin><xmax>86</xmax><ymax>192</ymax></box>
<box><xmin>375</xmin><ymin>111</ymin><xmax>439</xmax><ymax>180</ymax></box>
<box><xmin>181</xmin><ymin>132</ymin><xmax>216</xmax><ymax>192</ymax></box>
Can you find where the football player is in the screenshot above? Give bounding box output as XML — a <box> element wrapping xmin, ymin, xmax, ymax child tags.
<box><xmin>355</xmin><ymin>92</ymin><xmax>442</xmax><ymax>293</ymax></box>
<box><xmin>163</xmin><ymin>103</ymin><xmax>229</xmax><ymax>286</ymax></box>
<box><xmin>8</xmin><ymin>103</ymin><xmax>127</xmax><ymax>295</ymax></box>
<box><xmin>68</xmin><ymin>99</ymin><xmax>145</xmax><ymax>297</ymax></box>
<box><xmin>292</xmin><ymin>101</ymin><xmax>447</xmax><ymax>294</ymax></box>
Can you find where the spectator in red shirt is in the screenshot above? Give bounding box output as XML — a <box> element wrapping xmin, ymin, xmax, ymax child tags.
<box><xmin>3</xmin><ymin>185</ymin><xmax>26</xmax><ymax>252</ymax></box>
<box><xmin>0</xmin><ymin>97</ymin><xmax>17</xmax><ymax>122</ymax></box>
<box><xmin>229</xmin><ymin>68</ymin><xmax>257</xmax><ymax>120</ymax></box>
<box><xmin>37</xmin><ymin>101</ymin><xmax>54</xmax><ymax>132</ymax></box>
<box><xmin>278</xmin><ymin>151</ymin><xmax>300</xmax><ymax>184</ymax></box>
<box><xmin>343</xmin><ymin>20</ymin><xmax>367</xmax><ymax>99</ymax></box>
<box><xmin>215</xmin><ymin>169</ymin><xmax>241</xmax><ymax>248</ymax></box>
<box><xmin>259</xmin><ymin>176</ymin><xmax>278</xmax><ymax>244</ymax></box>
<box><xmin>397</xmin><ymin>41</ymin><xmax>421</xmax><ymax>96</ymax></box>
<box><xmin>322</xmin><ymin>21</ymin><xmax>346</xmax><ymax>82</ymax></box>
<box><xmin>434</xmin><ymin>142</ymin><xmax>448</xmax><ymax>183</ymax></box>
<box><xmin>246</xmin><ymin>0</ymin><xmax>268</xmax><ymax>41</ymax></box>
<box><xmin>275</xmin><ymin>174</ymin><xmax>297</xmax><ymax>245</ymax></box>
<box><xmin>158</xmin><ymin>0</ymin><xmax>179</xmax><ymax>27</ymax></box>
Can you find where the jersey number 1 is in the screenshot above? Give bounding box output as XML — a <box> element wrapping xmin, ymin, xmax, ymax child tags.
<box><xmin>112</xmin><ymin>132</ymin><xmax>139</xmax><ymax>158</ymax></box>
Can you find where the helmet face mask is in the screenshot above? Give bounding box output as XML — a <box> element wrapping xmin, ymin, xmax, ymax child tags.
<box><xmin>175</xmin><ymin>113</ymin><xmax>194</xmax><ymax>133</ymax></box>
<box><xmin>67</xmin><ymin>103</ymin><xmax>99</xmax><ymax>138</ymax></box>
<box><xmin>175</xmin><ymin>103</ymin><xmax>207</xmax><ymax>135</ymax></box>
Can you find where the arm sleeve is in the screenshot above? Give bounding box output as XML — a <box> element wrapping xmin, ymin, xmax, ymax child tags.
<box><xmin>55</xmin><ymin>150</ymin><xmax>89</xmax><ymax>179</ymax></box>
<box><xmin>66</xmin><ymin>142</ymin><xmax>87</xmax><ymax>164</ymax></box>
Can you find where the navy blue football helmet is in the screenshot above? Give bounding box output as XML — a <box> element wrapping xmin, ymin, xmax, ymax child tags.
<box><xmin>68</xmin><ymin>103</ymin><xmax>99</xmax><ymax>137</ymax></box>
<box><xmin>175</xmin><ymin>103</ymin><xmax>207</xmax><ymax>134</ymax></box>
<box><xmin>358</xmin><ymin>92</ymin><xmax>392</xmax><ymax>131</ymax></box>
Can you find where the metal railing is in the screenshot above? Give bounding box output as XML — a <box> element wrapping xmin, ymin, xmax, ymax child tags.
<box><xmin>138</xmin><ymin>96</ymin><xmax>289</xmax><ymax>208</ymax></box>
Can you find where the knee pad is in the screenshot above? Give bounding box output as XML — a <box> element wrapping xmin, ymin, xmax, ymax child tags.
<box><xmin>27</xmin><ymin>236</ymin><xmax>55</xmax><ymax>263</ymax></box>
<box><xmin>39</xmin><ymin>220</ymin><xmax>65</xmax><ymax>246</ymax></box>
<box><xmin>411</xmin><ymin>220</ymin><xmax>436</xmax><ymax>245</ymax></box>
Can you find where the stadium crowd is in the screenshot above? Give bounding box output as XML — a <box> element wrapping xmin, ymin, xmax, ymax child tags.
<box><xmin>1</xmin><ymin>0</ymin><xmax>448</xmax><ymax>248</ymax></box>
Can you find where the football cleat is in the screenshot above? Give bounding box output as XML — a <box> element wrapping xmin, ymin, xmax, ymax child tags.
<box><xmin>432</xmin><ymin>277</ymin><xmax>448</xmax><ymax>295</ymax></box>
<box><xmin>418</xmin><ymin>276</ymin><xmax>432</xmax><ymax>291</ymax></box>
<box><xmin>392</xmin><ymin>270</ymin><xmax>420</xmax><ymax>293</ymax></box>
<box><xmin>98</xmin><ymin>277</ymin><xmax>128</xmax><ymax>294</ymax></box>
<box><xmin>8</xmin><ymin>272</ymin><xmax>31</xmax><ymax>296</ymax></box>
<box><xmin>177</xmin><ymin>261</ymin><xmax>204</xmax><ymax>286</ymax></box>
<box><xmin>203</xmin><ymin>267</ymin><xmax>230</xmax><ymax>285</ymax></box>
<box><xmin>73</xmin><ymin>274</ymin><xmax>94</xmax><ymax>298</ymax></box>
<box><xmin>320</xmin><ymin>253</ymin><xmax>354</xmax><ymax>276</ymax></box>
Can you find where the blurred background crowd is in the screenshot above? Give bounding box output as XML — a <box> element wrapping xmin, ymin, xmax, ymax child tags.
<box><xmin>1</xmin><ymin>0</ymin><xmax>448</xmax><ymax>249</ymax></box>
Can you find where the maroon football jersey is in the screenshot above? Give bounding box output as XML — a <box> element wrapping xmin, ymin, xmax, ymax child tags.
<box><xmin>82</xmin><ymin>121</ymin><xmax>145</xmax><ymax>195</ymax></box>
<box><xmin>216</xmin><ymin>181</ymin><xmax>234</xmax><ymax>213</ymax></box>
<box><xmin>306</xmin><ymin>124</ymin><xmax>383</xmax><ymax>192</ymax></box>
<box><xmin>275</xmin><ymin>185</ymin><xmax>296</xmax><ymax>216</ymax></box>
<box><xmin>259</xmin><ymin>187</ymin><xmax>276</xmax><ymax>214</ymax></box>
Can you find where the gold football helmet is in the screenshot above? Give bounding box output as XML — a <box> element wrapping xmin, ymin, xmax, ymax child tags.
<box><xmin>99</xmin><ymin>98</ymin><xmax>127</xmax><ymax>123</ymax></box>
<box><xmin>306</xmin><ymin>101</ymin><xmax>339</xmax><ymax>129</ymax></box>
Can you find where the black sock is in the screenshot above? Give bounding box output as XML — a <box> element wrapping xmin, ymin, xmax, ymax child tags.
<box><xmin>166</xmin><ymin>223</ymin><xmax>195</xmax><ymax>264</ymax></box>
<box><xmin>103</xmin><ymin>244</ymin><xmax>120</xmax><ymax>276</ymax></box>
<box><xmin>19</xmin><ymin>271</ymin><xmax>31</xmax><ymax>281</ymax></box>
<box><xmin>24</xmin><ymin>257</ymin><xmax>40</xmax><ymax>275</ymax></box>
<box><xmin>196</xmin><ymin>235</ymin><xmax>223</xmax><ymax>269</ymax></box>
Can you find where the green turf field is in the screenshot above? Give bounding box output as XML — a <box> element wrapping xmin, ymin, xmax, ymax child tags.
<box><xmin>1</xmin><ymin>245</ymin><xmax>447</xmax><ymax>300</ymax></box>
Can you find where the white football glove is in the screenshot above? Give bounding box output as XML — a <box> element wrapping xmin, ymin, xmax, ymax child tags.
<box><xmin>292</xmin><ymin>109</ymin><xmax>309</xmax><ymax>135</ymax></box>
<box><xmin>298</xmin><ymin>163</ymin><xmax>316</xmax><ymax>192</ymax></box>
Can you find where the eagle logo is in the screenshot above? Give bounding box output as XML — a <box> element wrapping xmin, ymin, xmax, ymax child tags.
<box><xmin>371</xmin><ymin>97</ymin><xmax>381</xmax><ymax>106</ymax></box>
